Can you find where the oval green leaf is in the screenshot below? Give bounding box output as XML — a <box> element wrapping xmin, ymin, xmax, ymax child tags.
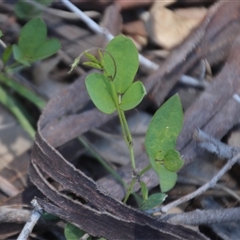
<box><xmin>120</xmin><ymin>81</ymin><xmax>146</xmax><ymax>111</ymax></box>
<box><xmin>155</xmin><ymin>163</ymin><xmax>178</xmax><ymax>192</ymax></box>
<box><xmin>33</xmin><ymin>39</ymin><xmax>61</xmax><ymax>61</ymax></box>
<box><xmin>164</xmin><ymin>149</ymin><xmax>184</xmax><ymax>172</ymax></box>
<box><xmin>18</xmin><ymin>18</ymin><xmax>47</xmax><ymax>58</ymax></box>
<box><xmin>64</xmin><ymin>223</ymin><xmax>85</xmax><ymax>240</ymax></box>
<box><xmin>104</xmin><ymin>35</ymin><xmax>139</xmax><ymax>94</ymax></box>
<box><xmin>12</xmin><ymin>44</ymin><xmax>30</xmax><ymax>66</ymax></box>
<box><xmin>145</xmin><ymin>94</ymin><xmax>183</xmax><ymax>161</ymax></box>
<box><xmin>85</xmin><ymin>73</ymin><xmax>116</xmax><ymax>114</ymax></box>
<box><xmin>141</xmin><ymin>193</ymin><xmax>167</xmax><ymax>210</ymax></box>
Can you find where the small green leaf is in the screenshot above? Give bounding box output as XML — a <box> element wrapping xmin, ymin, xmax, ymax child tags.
<box><xmin>145</xmin><ymin>94</ymin><xmax>183</xmax><ymax>163</ymax></box>
<box><xmin>2</xmin><ymin>46</ymin><xmax>12</xmax><ymax>64</ymax></box>
<box><xmin>18</xmin><ymin>18</ymin><xmax>47</xmax><ymax>58</ymax></box>
<box><xmin>140</xmin><ymin>181</ymin><xmax>148</xmax><ymax>201</ymax></box>
<box><xmin>85</xmin><ymin>73</ymin><xmax>116</xmax><ymax>114</ymax></box>
<box><xmin>13</xmin><ymin>18</ymin><xmax>60</xmax><ymax>64</ymax></box>
<box><xmin>0</xmin><ymin>73</ymin><xmax>46</xmax><ymax>110</ymax></box>
<box><xmin>104</xmin><ymin>35</ymin><xmax>139</xmax><ymax>94</ymax></box>
<box><xmin>12</xmin><ymin>44</ymin><xmax>30</xmax><ymax>66</ymax></box>
<box><xmin>83</xmin><ymin>61</ymin><xmax>102</xmax><ymax>70</ymax></box>
<box><xmin>84</xmin><ymin>51</ymin><xmax>99</xmax><ymax>64</ymax></box>
<box><xmin>155</xmin><ymin>163</ymin><xmax>177</xmax><ymax>192</ymax></box>
<box><xmin>141</xmin><ymin>193</ymin><xmax>167</xmax><ymax>210</ymax></box>
<box><xmin>120</xmin><ymin>81</ymin><xmax>146</xmax><ymax>111</ymax></box>
<box><xmin>0</xmin><ymin>30</ymin><xmax>3</xmax><ymax>37</ymax></box>
<box><xmin>164</xmin><ymin>149</ymin><xmax>184</xmax><ymax>172</ymax></box>
<box><xmin>64</xmin><ymin>223</ymin><xmax>85</xmax><ymax>240</ymax></box>
<box><xmin>33</xmin><ymin>38</ymin><xmax>61</xmax><ymax>61</ymax></box>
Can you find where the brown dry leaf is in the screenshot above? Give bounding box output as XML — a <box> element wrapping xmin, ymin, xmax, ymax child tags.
<box><xmin>145</xmin><ymin>3</ymin><xmax>207</xmax><ymax>49</ymax></box>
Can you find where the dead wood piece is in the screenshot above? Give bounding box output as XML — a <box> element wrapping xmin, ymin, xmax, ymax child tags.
<box><xmin>178</xmin><ymin>34</ymin><xmax>240</xmax><ymax>165</ymax></box>
<box><xmin>145</xmin><ymin>1</ymin><xmax>240</xmax><ymax>106</ymax></box>
<box><xmin>160</xmin><ymin>207</ymin><xmax>240</xmax><ymax>226</ymax></box>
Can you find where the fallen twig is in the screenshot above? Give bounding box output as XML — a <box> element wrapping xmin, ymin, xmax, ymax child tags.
<box><xmin>193</xmin><ymin>128</ymin><xmax>239</xmax><ymax>159</ymax></box>
<box><xmin>159</xmin><ymin>207</ymin><xmax>240</xmax><ymax>225</ymax></box>
<box><xmin>60</xmin><ymin>0</ymin><xmax>159</xmax><ymax>72</ymax></box>
<box><xmin>159</xmin><ymin>131</ymin><xmax>240</xmax><ymax>213</ymax></box>
<box><xmin>17</xmin><ymin>199</ymin><xmax>43</xmax><ymax>240</ymax></box>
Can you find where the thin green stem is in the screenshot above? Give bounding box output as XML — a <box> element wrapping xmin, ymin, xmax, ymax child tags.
<box><xmin>108</xmin><ymin>81</ymin><xmax>136</xmax><ymax>171</ymax></box>
<box><xmin>123</xmin><ymin>165</ymin><xmax>152</xmax><ymax>203</ymax></box>
<box><xmin>5</xmin><ymin>62</ymin><xmax>23</xmax><ymax>71</ymax></box>
<box><xmin>79</xmin><ymin>136</ymin><xmax>141</xmax><ymax>202</ymax></box>
<box><xmin>78</xmin><ymin>136</ymin><xmax>127</xmax><ymax>187</ymax></box>
<box><xmin>0</xmin><ymin>73</ymin><xmax>46</xmax><ymax>110</ymax></box>
<box><xmin>119</xmin><ymin>109</ymin><xmax>135</xmax><ymax>170</ymax></box>
<box><xmin>123</xmin><ymin>178</ymin><xmax>136</xmax><ymax>203</ymax></box>
<box><xmin>0</xmin><ymin>85</ymin><xmax>35</xmax><ymax>139</ymax></box>
<box><xmin>106</xmin><ymin>77</ymin><xmax>138</xmax><ymax>203</ymax></box>
<box><xmin>139</xmin><ymin>164</ymin><xmax>152</xmax><ymax>176</ymax></box>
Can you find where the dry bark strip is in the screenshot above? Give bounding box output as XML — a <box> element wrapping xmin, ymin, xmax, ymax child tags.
<box><xmin>179</xmin><ymin>34</ymin><xmax>240</xmax><ymax>165</ymax></box>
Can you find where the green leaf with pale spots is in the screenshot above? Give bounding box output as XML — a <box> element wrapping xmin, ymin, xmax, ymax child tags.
<box><xmin>164</xmin><ymin>149</ymin><xmax>184</xmax><ymax>172</ymax></box>
<box><xmin>145</xmin><ymin>94</ymin><xmax>184</xmax><ymax>192</ymax></box>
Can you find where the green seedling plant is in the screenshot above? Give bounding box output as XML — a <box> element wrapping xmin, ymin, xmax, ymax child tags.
<box><xmin>70</xmin><ymin>35</ymin><xmax>184</xmax><ymax>209</ymax></box>
<box><xmin>0</xmin><ymin>17</ymin><xmax>60</xmax><ymax>138</ymax></box>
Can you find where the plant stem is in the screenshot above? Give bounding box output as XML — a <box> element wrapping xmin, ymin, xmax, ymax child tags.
<box><xmin>119</xmin><ymin>109</ymin><xmax>136</xmax><ymax>170</ymax></box>
<box><xmin>139</xmin><ymin>164</ymin><xmax>152</xmax><ymax>176</ymax></box>
<box><xmin>5</xmin><ymin>62</ymin><xmax>23</xmax><ymax>71</ymax></box>
<box><xmin>0</xmin><ymin>73</ymin><xmax>46</xmax><ymax>110</ymax></box>
<box><xmin>78</xmin><ymin>136</ymin><xmax>126</xmax><ymax>187</ymax></box>
<box><xmin>109</xmin><ymin>81</ymin><xmax>136</xmax><ymax>171</ymax></box>
<box><xmin>123</xmin><ymin>165</ymin><xmax>152</xmax><ymax>203</ymax></box>
<box><xmin>0</xmin><ymin>86</ymin><xmax>35</xmax><ymax>139</ymax></box>
<box><xmin>123</xmin><ymin>178</ymin><xmax>137</xmax><ymax>203</ymax></box>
